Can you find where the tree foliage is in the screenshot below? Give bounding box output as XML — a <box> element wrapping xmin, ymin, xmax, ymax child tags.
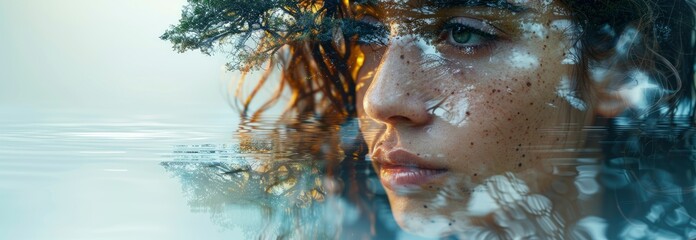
<box><xmin>161</xmin><ymin>0</ymin><xmax>383</xmax><ymax>71</ymax></box>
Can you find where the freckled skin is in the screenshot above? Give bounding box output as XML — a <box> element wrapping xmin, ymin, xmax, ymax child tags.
<box><xmin>356</xmin><ymin>1</ymin><xmax>594</xmax><ymax>236</ymax></box>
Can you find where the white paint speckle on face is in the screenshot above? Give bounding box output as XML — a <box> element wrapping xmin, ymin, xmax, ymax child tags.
<box><xmin>398</xmin><ymin>212</ymin><xmax>451</xmax><ymax>237</ymax></box>
<box><xmin>414</xmin><ymin>36</ymin><xmax>442</xmax><ymax>59</ymax></box>
<box><xmin>466</xmin><ymin>185</ymin><xmax>500</xmax><ymax>216</ymax></box>
<box><xmin>550</xmin><ymin>19</ymin><xmax>576</xmax><ymax>38</ymax></box>
<box><xmin>413</xmin><ymin>36</ymin><xmax>447</xmax><ymax>70</ymax></box>
<box><xmin>444</xmin><ymin>96</ymin><xmax>471</xmax><ymax>127</ymax></box>
<box><xmin>521</xmin><ymin>22</ymin><xmax>547</xmax><ymax>39</ymax></box>
<box><xmin>389</xmin><ymin>33</ymin><xmax>445</xmax><ymax>69</ymax></box>
<box><xmin>561</xmin><ymin>44</ymin><xmax>580</xmax><ymax>65</ymax></box>
<box><xmin>508</xmin><ymin>50</ymin><xmax>539</xmax><ymax>69</ymax></box>
<box><xmin>430</xmin><ymin>86</ymin><xmax>474</xmax><ymax>128</ymax></box>
<box><xmin>556</xmin><ymin>76</ymin><xmax>588</xmax><ymax>111</ymax></box>
<box><xmin>467</xmin><ymin>173</ymin><xmax>533</xmax><ymax>217</ymax></box>
<box><xmin>550</xmin><ymin>19</ymin><xmax>581</xmax><ymax>65</ymax></box>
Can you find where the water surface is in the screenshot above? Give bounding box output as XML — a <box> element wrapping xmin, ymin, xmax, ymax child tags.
<box><xmin>2</xmin><ymin>112</ymin><xmax>694</xmax><ymax>239</ymax></box>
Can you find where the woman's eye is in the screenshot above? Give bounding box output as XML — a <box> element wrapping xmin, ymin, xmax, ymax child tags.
<box><xmin>450</xmin><ymin>26</ymin><xmax>484</xmax><ymax>45</ymax></box>
<box><xmin>440</xmin><ymin>18</ymin><xmax>499</xmax><ymax>50</ymax></box>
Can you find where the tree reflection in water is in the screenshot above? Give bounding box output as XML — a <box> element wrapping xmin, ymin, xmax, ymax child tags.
<box><xmin>161</xmin><ymin>117</ymin><xmax>398</xmax><ymax>239</ymax></box>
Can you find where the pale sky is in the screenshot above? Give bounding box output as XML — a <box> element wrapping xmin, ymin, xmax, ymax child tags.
<box><xmin>0</xmin><ymin>0</ymin><xmax>244</xmax><ymax>118</ymax></box>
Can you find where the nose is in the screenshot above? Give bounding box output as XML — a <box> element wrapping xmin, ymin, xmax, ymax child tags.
<box><xmin>363</xmin><ymin>38</ymin><xmax>433</xmax><ymax>126</ymax></box>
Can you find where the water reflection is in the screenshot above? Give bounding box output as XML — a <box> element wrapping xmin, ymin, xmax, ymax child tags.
<box><xmin>162</xmin><ymin>117</ymin><xmax>399</xmax><ymax>239</ymax></box>
<box><xmin>161</xmin><ymin>116</ymin><xmax>696</xmax><ymax>239</ymax></box>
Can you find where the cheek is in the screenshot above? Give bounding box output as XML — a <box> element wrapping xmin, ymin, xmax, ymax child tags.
<box><xmin>463</xmin><ymin>38</ymin><xmax>575</xmax><ymax>124</ymax></box>
<box><xmin>445</xmin><ymin>63</ymin><xmax>575</xmax><ymax>166</ymax></box>
<box><xmin>451</xmin><ymin>62</ymin><xmax>566</xmax><ymax>119</ymax></box>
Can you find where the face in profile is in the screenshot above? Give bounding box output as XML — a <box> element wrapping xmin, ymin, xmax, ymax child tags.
<box><xmin>355</xmin><ymin>0</ymin><xmax>602</xmax><ymax>237</ymax></box>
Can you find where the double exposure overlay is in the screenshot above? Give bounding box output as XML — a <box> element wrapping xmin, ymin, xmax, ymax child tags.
<box><xmin>161</xmin><ymin>0</ymin><xmax>696</xmax><ymax>239</ymax></box>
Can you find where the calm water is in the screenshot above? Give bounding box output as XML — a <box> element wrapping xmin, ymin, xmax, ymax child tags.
<box><xmin>1</xmin><ymin>112</ymin><xmax>694</xmax><ymax>239</ymax></box>
<box><xmin>0</xmin><ymin>112</ymin><xmax>241</xmax><ymax>239</ymax></box>
<box><xmin>0</xmin><ymin>112</ymin><xmax>399</xmax><ymax>239</ymax></box>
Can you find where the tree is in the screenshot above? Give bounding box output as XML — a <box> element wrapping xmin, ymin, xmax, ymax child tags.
<box><xmin>161</xmin><ymin>0</ymin><xmax>384</xmax><ymax>71</ymax></box>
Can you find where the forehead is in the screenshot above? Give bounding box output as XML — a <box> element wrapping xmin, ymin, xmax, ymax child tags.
<box><xmin>356</xmin><ymin>0</ymin><xmax>536</xmax><ymax>12</ymax></box>
<box><xmin>358</xmin><ymin>0</ymin><xmax>564</xmax><ymax>16</ymax></box>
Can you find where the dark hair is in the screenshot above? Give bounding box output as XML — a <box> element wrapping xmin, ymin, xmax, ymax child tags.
<box><xmin>562</xmin><ymin>0</ymin><xmax>695</xmax><ymax>117</ymax></box>
<box><xmin>559</xmin><ymin>0</ymin><xmax>696</xmax><ymax>237</ymax></box>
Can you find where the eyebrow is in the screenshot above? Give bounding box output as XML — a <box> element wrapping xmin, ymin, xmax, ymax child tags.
<box><xmin>359</xmin><ymin>0</ymin><xmax>528</xmax><ymax>14</ymax></box>
<box><xmin>423</xmin><ymin>0</ymin><xmax>527</xmax><ymax>13</ymax></box>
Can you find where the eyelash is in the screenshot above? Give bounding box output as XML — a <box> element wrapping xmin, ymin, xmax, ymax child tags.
<box><xmin>437</xmin><ymin>20</ymin><xmax>499</xmax><ymax>54</ymax></box>
<box><xmin>354</xmin><ymin>16</ymin><xmax>501</xmax><ymax>55</ymax></box>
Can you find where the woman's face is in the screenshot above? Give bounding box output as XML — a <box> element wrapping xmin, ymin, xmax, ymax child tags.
<box><xmin>355</xmin><ymin>0</ymin><xmax>597</xmax><ymax>236</ymax></box>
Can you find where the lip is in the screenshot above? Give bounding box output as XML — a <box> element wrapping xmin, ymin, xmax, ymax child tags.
<box><xmin>373</xmin><ymin>148</ymin><xmax>449</xmax><ymax>189</ymax></box>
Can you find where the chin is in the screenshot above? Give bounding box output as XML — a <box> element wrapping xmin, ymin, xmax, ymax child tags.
<box><xmin>385</xmin><ymin>189</ymin><xmax>466</xmax><ymax>238</ymax></box>
<box><xmin>390</xmin><ymin>204</ymin><xmax>455</xmax><ymax>238</ymax></box>
<box><xmin>385</xmin><ymin>173</ymin><xmax>580</xmax><ymax>239</ymax></box>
